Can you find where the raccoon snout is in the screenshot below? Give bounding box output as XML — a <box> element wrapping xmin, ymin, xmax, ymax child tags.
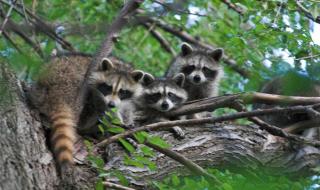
<box><xmin>161</xmin><ymin>101</ymin><xmax>169</xmax><ymax>110</ymax></box>
<box><xmin>193</xmin><ymin>75</ymin><xmax>201</xmax><ymax>83</ymax></box>
<box><xmin>108</xmin><ymin>101</ymin><xmax>116</xmax><ymax>108</ymax></box>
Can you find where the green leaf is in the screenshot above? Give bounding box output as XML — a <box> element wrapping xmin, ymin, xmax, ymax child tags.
<box><xmin>98</xmin><ymin>124</ymin><xmax>105</xmax><ymax>135</ymax></box>
<box><xmin>171</xmin><ymin>174</ymin><xmax>180</xmax><ymax>186</ymax></box>
<box><xmin>133</xmin><ymin>132</ymin><xmax>147</xmax><ymax>144</ymax></box>
<box><xmin>222</xmin><ymin>183</ymin><xmax>233</xmax><ymax>190</ymax></box>
<box><xmin>147</xmin><ymin>136</ymin><xmax>170</xmax><ymax>148</ymax></box>
<box><xmin>84</xmin><ymin>140</ymin><xmax>93</xmax><ymax>153</ymax></box>
<box><xmin>95</xmin><ymin>179</ymin><xmax>104</xmax><ymax>190</ymax></box>
<box><xmin>113</xmin><ymin>170</ymin><xmax>129</xmax><ymax>186</ymax></box>
<box><xmin>107</xmin><ymin>126</ymin><xmax>125</xmax><ymax>134</ymax></box>
<box><xmin>140</xmin><ymin>146</ymin><xmax>155</xmax><ymax>157</ymax></box>
<box><xmin>119</xmin><ymin>138</ymin><xmax>135</xmax><ymax>153</ymax></box>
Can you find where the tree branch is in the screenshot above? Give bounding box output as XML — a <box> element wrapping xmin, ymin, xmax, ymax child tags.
<box><xmin>145</xmin><ymin>141</ymin><xmax>222</xmax><ymax>185</ymax></box>
<box><xmin>221</xmin><ymin>0</ymin><xmax>245</xmax><ymax>15</ymax></box>
<box><xmin>96</xmin><ymin>104</ymin><xmax>320</xmax><ymax>148</ymax></box>
<box><xmin>0</xmin><ymin>0</ymin><xmax>16</xmax><ymax>35</ymax></box>
<box><xmin>136</xmin><ymin>15</ymin><xmax>250</xmax><ymax>78</ymax></box>
<box><xmin>0</xmin><ymin>0</ymin><xmax>74</xmax><ymax>52</ymax></box>
<box><xmin>0</xmin><ymin>13</ymin><xmax>43</xmax><ymax>57</ymax></box>
<box><xmin>296</xmin><ymin>0</ymin><xmax>320</xmax><ymax>24</ymax></box>
<box><xmin>142</xmin><ymin>22</ymin><xmax>176</xmax><ymax>56</ymax></box>
<box><xmin>92</xmin><ymin>0</ymin><xmax>144</xmax><ymax>67</ymax></box>
<box><xmin>103</xmin><ymin>182</ymin><xmax>137</xmax><ymax>190</ymax></box>
<box><xmin>284</xmin><ymin>118</ymin><xmax>320</xmax><ymax>133</ymax></box>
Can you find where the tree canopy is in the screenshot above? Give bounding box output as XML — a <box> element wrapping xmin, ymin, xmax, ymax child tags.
<box><xmin>1</xmin><ymin>0</ymin><xmax>320</xmax><ymax>190</ymax></box>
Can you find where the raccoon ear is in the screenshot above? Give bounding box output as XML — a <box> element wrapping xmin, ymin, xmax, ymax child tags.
<box><xmin>100</xmin><ymin>58</ymin><xmax>114</xmax><ymax>71</ymax></box>
<box><xmin>131</xmin><ymin>70</ymin><xmax>144</xmax><ymax>82</ymax></box>
<box><xmin>209</xmin><ymin>48</ymin><xmax>224</xmax><ymax>62</ymax></box>
<box><xmin>181</xmin><ymin>43</ymin><xmax>193</xmax><ymax>56</ymax></box>
<box><xmin>143</xmin><ymin>73</ymin><xmax>155</xmax><ymax>86</ymax></box>
<box><xmin>173</xmin><ymin>73</ymin><xmax>185</xmax><ymax>87</ymax></box>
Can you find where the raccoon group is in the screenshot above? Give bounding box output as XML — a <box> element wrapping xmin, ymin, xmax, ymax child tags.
<box><xmin>28</xmin><ymin>43</ymin><xmax>224</xmax><ymax>169</ymax></box>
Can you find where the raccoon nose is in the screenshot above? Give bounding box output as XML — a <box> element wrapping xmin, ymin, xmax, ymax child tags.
<box><xmin>161</xmin><ymin>102</ymin><xmax>169</xmax><ymax>110</ymax></box>
<box><xmin>193</xmin><ymin>75</ymin><xmax>201</xmax><ymax>83</ymax></box>
<box><xmin>108</xmin><ymin>101</ymin><xmax>116</xmax><ymax>108</ymax></box>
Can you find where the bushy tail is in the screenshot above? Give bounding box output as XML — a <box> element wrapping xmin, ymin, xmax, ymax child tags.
<box><xmin>50</xmin><ymin>105</ymin><xmax>76</xmax><ymax>166</ymax></box>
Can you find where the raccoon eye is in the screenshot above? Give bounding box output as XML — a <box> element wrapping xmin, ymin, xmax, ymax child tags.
<box><xmin>145</xmin><ymin>93</ymin><xmax>162</xmax><ymax>104</ymax></box>
<box><xmin>97</xmin><ymin>83</ymin><xmax>112</xmax><ymax>96</ymax></box>
<box><xmin>119</xmin><ymin>89</ymin><xmax>133</xmax><ymax>100</ymax></box>
<box><xmin>203</xmin><ymin>67</ymin><xmax>217</xmax><ymax>78</ymax></box>
<box><xmin>182</xmin><ymin>65</ymin><xmax>195</xmax><ymax>75</ymax></box>
<box><xmin>168</xmin><ymin>92</ymin><xmax>183</xmax><ymax>104</ymax></box>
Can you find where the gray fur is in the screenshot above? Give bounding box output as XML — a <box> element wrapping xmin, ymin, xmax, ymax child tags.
<box><xmin>166</xmin><ymin>43</ymin><xmax>224</xmax><ymax>118</ymax></box>
<box><xmin>134</xmin><ymin>73</ymin><xmax>188</xmax><ymax>138</ymax></box>
<box><xmin>255</xmin><ymin>73</ymin><xmax>320</xmax><ymax>140</ymax></box>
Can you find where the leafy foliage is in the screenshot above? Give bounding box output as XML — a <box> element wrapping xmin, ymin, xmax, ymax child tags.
<box><xmin>1</xmin><ymin>0</ymin><xmax>320</xmax><ymax>189</ymax></box>
<box><xmin>154</xmin><ymin>169</ymin><xmax>320</xmax><ymax>190</ymax></box>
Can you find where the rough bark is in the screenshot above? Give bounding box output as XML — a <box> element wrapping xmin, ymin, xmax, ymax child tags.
<box><xmin>107</xmin><ymin>124</ymin><xmax>320</xmax><ymax>188</ymax></box>
<box><xmin>0</xmin><ymin>63</ymin><xmax>319</xmax><ymax>189</ymax></box>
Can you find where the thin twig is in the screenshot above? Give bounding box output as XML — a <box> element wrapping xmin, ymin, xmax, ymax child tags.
<box><xmin>284</xmin><ymin>118</ymin><xmax>320</xmax><ymax>133</ymax></box>
<box><xmin>96</xmin><ymin>104</ymin><xmax>320</xmax><ymax>148</ymax></box>
<box><xmin>145</xmin><ymin>141</ymin><xmax>222</xmax><ymax>185</ymax></box>
<box><xmin>142</xmin><ymin>22</ymin><xmax>176</xmax><ymax>56</ymax></box>
<box><xmin>230</xmin><ymin>101</ymin><xmax>320</xmax><ymax>145</ymax></box>
<box><xmin>0</xmin><ymin>0</ymin><xmax>74</xmax><ymax>51</ymax></box>
<box><xmin>144</xmin><ymin>92</ymin><xmax>320</xmax><ymax>120</ymax></box>
<box><xmin>295</xmin><ymin>54</ymin><xmax>320</xmax><ymax>60</ymax></box>
<box><xmin>0</xmin><ymin>11</ymin><xmax>43</xmax><ymax>57</ymax></box>
<box><xmin>136</xmin><ymin>15</ymin><xmax>250</xmax><ymax>78</ymax></box>
<box><xmin>152</xmin><ymin>0</ymin><xmax>207</xmax><ymax>17</ymax></box>
<box><xmin>103</xmin><ymin>181</ymin><xmax>137</xmax><ymax>190</ymax></box>
<box><xmin>0</xmin><ymin>0</ymin><xmax>16</xmax><ymax>35</ymax></box>
<box><xmin>296</xmin><ymin>0</ymin><xmax>320</xmax><ymax>24</ymax></box>
<box><xmin>221</xmin><ymin>0</ymin><xmax>245</xmax><ymax>15</ymax></box>
<box><xmin>2</xmin><ymin>30</ymin><xmax>23</xmax><ymax>53</ymax></box>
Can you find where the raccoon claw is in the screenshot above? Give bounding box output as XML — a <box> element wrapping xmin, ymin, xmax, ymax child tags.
<box><xmin>121</xmin><ymin>123</ymin><xmax>135</xmax><ymax>129</ymax></box>
<box><xmin>172</xmin><ymin>126</ymin><xmax>185</xmax><ymax>139</ymax></box>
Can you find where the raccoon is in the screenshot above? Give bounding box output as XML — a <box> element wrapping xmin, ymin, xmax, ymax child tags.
<box><xmin>255</xmin><ymin>72</ymin><xmax>320</xmax><ymax>140</ymax></box>
<box><xmin>134</xmin><ymin>73</ymin><xmax>188</xmax><ymax>138</ymax></box>
<box><xmin>83</xmin><ymin>58</ymin><xmax>144</xmax><ymax>129</ymax></box>
<box><xmin>28</xmin><ymin>53</ymin><xmax>93</xmax><ymax>169</ymax></box>
<box><xmin>28</xmin><ymin>54</ymin><xmax>144</xmax><ymax>170</ymax></box>
<box><xmin>166</xmin><ymin>43</ymin><xmax>224</xmax><ymax>118</ymax></box>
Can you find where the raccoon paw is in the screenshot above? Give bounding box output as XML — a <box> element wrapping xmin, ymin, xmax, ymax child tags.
<box><xmin>172</xmin><ymin>126</ymin><xmax>185</xmax><ymax>139</ymax></box>
<box><xmin>186</xmin><ymin>114</ymin><xmax>200</xmax><ymax>119</ymax></box>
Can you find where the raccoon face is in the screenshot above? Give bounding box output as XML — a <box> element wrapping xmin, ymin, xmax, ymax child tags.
<box><xmin>141</xmin><ymin>73</ymin><xmax>187</xmax><ymax>112</ymax></box>
<box><xmin>179</xmin><ymin>43</ymin><xmax>223</xmax><ymax>85</ymax></box>
<box><xmin>90</xmin><ymin>58</ymin><xmax>144</xmax><ymax>109</ymax></box>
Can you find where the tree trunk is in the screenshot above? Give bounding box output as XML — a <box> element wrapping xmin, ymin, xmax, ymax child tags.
<box><xmin>0</xmin><ymin>63</ymin><xmax>95</xmax><ymax>190</ymax></box>
<box><xmin>0</xmin><ymin>63</ymin><xmax>319</xmax><ymax>189</ymax></box>
<box><xmin>108</xmin><ymin>124</ymin><xmax>320</xmax><ymax>187</ymax></box>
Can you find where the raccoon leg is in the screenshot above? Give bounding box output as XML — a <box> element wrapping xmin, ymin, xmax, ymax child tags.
<box><xmin>187</xmin><ymin>111</ymin><xmax>211</xmax><ymax>119</ymax></box>
<box><xmin>186</xmin><ymin>113</ymin><xmax>201</xmax><ymax>119</ymax></box>
<box><xmin>172</xmin><ymin>126</ymin><xmax>185</xmax><ymax>139</ymax></box>
<box><xmin>302</xmin><ymin>128</ymin><xmax>319</xmax><ymax>140</ymax></box>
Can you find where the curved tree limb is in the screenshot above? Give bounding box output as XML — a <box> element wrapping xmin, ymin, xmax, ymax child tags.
<box><xmin>105</xmin><ymin>125</ymin><xmax>320</xmax><ymax>188</ymax></box>
<box><xmin>135</xmin><ymin>15</ymin><xmax>250</xmax><ymax>78</ymax></box>
<box><xmin>142</xmin><ymin>22</ymin><xmax>176</xmax><ymax>56</ymax></box>
<box><xmin>96</xmin><ymin>104</ymin><xmax>320</xmax><ymax>148</ymax></box>
<box><xmin>144</xmin><ymin>141</ymin><xmax>222</xmax><ymax>185</ymax></box>
<box><xmin>221</xmin><ymin>0</ymin><xmax>245</xmax><ymax>15</ymax></box>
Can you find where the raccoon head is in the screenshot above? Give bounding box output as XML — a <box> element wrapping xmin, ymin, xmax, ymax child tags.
<box><xmin>90</xmin><ymin>58</ymin><xmax>144</xmax><ymax>109</ymax></box>
<box><xmin>140</xmin><ymin>73</ymin><xmax>188</xmax><ymax>112</ymax></box>
<box><xmin>179</xmin><ymin>43</ymin><xmax>223</xmax><ymax>85</ymax></box>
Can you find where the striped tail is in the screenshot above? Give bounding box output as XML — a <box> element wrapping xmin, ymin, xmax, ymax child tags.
<box><xmin>50</xmin><ymin>105</ymin><xmax>76</xmax><ymax>166</ymax></box>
